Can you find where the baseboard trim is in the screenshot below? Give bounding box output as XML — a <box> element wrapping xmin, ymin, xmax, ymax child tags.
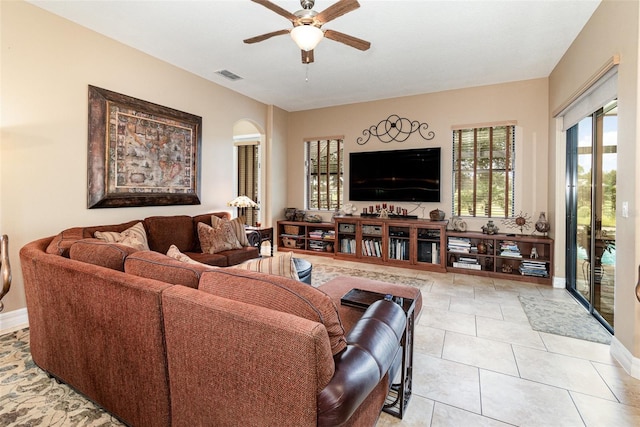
<box><xmin>553</xmin><ymin>275</ymin><xmax>565</xmax><ymax>289</ymax></box>
<box><xmin>0</xmin><ymin>308</ymin><xmax>29</xmax><ymax>335</ymax></box>
<box><xmin>610</xmin><ymin>336</ymin><xmax>640</xmax><ymax>380</ymax></box>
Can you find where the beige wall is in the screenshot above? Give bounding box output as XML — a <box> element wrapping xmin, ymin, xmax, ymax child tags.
<box><xmin>267</xmin><ymin>106</ymin><xmax>290</xmax><ymax>228</ymax></box>
<box><xmin>0</xmin><ymin>1</ymin><xmax>273</xmax><ymax>314</ymax></box>
<box><xmin>549</xmin><ymin>0</ymin><xmax>640</xmax><ymax>365</ymax></box>
<box><xmin>286</xmin><ymin>78</ymin><xmax>550</xmax><ymax>233</ymax></box>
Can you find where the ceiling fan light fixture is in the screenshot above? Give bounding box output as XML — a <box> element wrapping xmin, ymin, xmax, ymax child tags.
<box><xmin>291</xmin><ymin>25</ymin><xmax>323</xmax><ymax>51</ymax></box>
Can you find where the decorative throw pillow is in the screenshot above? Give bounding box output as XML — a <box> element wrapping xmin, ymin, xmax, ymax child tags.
<box><xmin>211</xmin><ymin>215</ymin><xmax>250</xmax><ymax>247</ymax></box>
<box><xmin>166</xmin><ymin>244</ymin><xmax>218</xmax><ymax>269</ymax></box>
<box><xmin>197</xmin><ymin>222</ymin><xmax>242</xmax><ymax>254</ymax></box>
<box><xmin>94</xmin><ymin>222</ymin><xmax>150</xmax><ymax>251</ymax></box>
<box><xmin>236</xmin><ymin>251</ymin><xmax>299</xmax><ymax>281</ymax></box>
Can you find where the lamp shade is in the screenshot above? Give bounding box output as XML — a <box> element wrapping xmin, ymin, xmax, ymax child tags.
<box><xmin>290</xmin><ymin>25</ymin><xmax>323</xmax><ymax>51</ymax></box>
<box><xmin>227</xmin><ymin>195</ymin><xmax>258</xmax><ymax>208</ymax></box>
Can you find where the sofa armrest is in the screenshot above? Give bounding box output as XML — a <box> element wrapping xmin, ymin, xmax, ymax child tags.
<box><xmin>317</xmin><ymin>300</ymin><xmax>406</xmax><ymax>426</ymax></box>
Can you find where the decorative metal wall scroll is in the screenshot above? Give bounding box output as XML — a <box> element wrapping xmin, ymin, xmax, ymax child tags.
<box><xmin>357</xmin><ymin>114</ymin><xmax>435</xmax><ymax>145</ymax></box>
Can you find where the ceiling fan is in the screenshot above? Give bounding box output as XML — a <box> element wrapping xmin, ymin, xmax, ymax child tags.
<box><xmin>244</xmin><ymin>0</ymin><xmax>371</xmax><ymax>64</ymax></box>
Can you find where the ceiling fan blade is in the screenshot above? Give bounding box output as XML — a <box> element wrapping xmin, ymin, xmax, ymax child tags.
<box><xmin>302</xmin><ymin>49</ymin><xmax>315</xmax><ymax>64</ymax></box>
<box><xmin>251</xmin><ymin>0</ymin><xmax>297</xmax><ymax>23</ymax></box>
<box><xmin>244</xmin><ymin>29</ymin><xmax>289</xmax><ymax>44</ymax></box>
<box><xmin>316</xmin><ymin>0</ymin><xmax>360</xmax><ymax>25</ymax></box>
<box><xmin>324</xmin><ymin>29</ymin><xmax>370</xmax><ymax>51</ymax></box>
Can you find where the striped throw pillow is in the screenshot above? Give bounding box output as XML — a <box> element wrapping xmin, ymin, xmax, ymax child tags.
<box><xmin>236</xmin><ymin>251</ymin><xmax>300</xmax><ymax>281</ymax></box>
<box><xmin>94</xmin><ymin>222</ymin><xmax>149</xmax><ymax>251</ymax></box>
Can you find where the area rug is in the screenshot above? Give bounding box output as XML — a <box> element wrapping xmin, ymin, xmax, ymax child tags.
<box><xmin>311</xmin><ymin>262</ymin><xmax>428</xmax><ymax>289</ymax></box>
<box><xmin>518</xmin><ymin>295</ymin><xmax>612</xmax><ymax>344</ymax></box>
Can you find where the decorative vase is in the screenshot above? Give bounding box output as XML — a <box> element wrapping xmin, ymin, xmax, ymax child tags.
<box><xmin>477</xmin><ymin>241</ymin><xmax>487</xmax><ymax>254</ymax></box>
<box><xmin>482</xmin><ymin>220</ymin><xmax>499</xmax><ymax>235</ymax></box>
<box><xmin>429</xmin><ymin>209</ymin><xmax>445</xmax><ymax>221</ymax></box>
<box><xmin>285</xmin><ymin>208</ymin><xmax>297</xmax><ymax>221</ymax></box>
<box><xmin>0</xmin><ymin>235</ymin><xmax>11</xmax><ymax>313</ymax></box>
<box><xmin>535</xmin><ymin>212</ymin><xmax>550</xmax><ymax>235</ymax></box>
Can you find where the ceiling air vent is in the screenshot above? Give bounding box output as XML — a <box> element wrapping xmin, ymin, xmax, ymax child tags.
<box><xmin>215</xmin><ymin>69</ymin><xmax>243</xmax><ymax>81</ymax></box>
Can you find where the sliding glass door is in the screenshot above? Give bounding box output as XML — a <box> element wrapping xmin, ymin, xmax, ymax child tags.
<box><xmin>566</xmin><ymin>100</ymin><xmax>617</xmax><ymax>332</ymax></box>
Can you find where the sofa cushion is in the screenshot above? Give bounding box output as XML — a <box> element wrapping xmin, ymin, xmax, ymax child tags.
<box><xmin>144</xmin><ymin>215</ymin><xmax>196</xmax><ymax>254</ymax></box>
<box><xmin>197</xmin><ymin>222</ymin><xmax>242</xmax><ymax>254</ymax></box>
<box><xmin>198</xmin><ymin>269</ymin><xmax>347</xmax><ymax>355</ymax></box>
<box><xmin>236</xmin><ymin>251</ymin><xmax>299</xmax><ymax>280</ymax></box>
<box><xmin>95</xmin><ymin>222</ymin><xmax>150</xmax><ymax>251</ymax></box>
<box><xmin>183</xmin><ymin>252</ymin><xmax>229</xmax><ymax>267</ymax></box>
<box><xmin>167</xmin><ymin>245</ymin><xmax>219</xmax><ymax>269</ymax></box>
<box><xmin>46</xmin><ymin>220</ymin><xmax>140</xmax><ymax>257</ymax></box>
<box><xmin>216</xmin><ymin>246</ymin><xmax>260</xmax><ymax>266</ymax></box>
<box><xmin>69</xmin><ymin>239</ymin><xmax>140</xmax><ymax>271</ymax></box>
<box><xmin>125</xmin><ymin>251</ymin><xmax>213</xmax><ymax>289</ymax></box>
<box><xmin>211</xmin><ymin>215</ymin><xmax>250</xmax><ymax>247</ymax></box>
<box><xmin>46</xmin><ymin>227</ymin><xmax>86</xmax><ymax>257</ymax></box>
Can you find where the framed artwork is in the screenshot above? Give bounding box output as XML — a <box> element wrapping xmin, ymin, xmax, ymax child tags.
<box><xmin>87</xmin><ymin>85</ymin><xmax>202</xmax><ymax>208</ymax></box>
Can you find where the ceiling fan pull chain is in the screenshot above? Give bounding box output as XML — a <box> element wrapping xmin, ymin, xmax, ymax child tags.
<box><xmin>305</xmin><ymin>64</ymin><xmax>310</xmax><ymax>83</ymax></box>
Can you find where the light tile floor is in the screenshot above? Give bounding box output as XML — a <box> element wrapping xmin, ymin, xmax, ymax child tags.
<box><xmin>301</xmin><ymin>254</ymin><xmax>640</xmax><ymax>427</ymax></box>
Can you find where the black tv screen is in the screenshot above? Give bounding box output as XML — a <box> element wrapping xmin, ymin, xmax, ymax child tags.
<box><xmin>349</xmin><ymin>147</ymin><xmax>441</xmax><ymax>202</ymax></box>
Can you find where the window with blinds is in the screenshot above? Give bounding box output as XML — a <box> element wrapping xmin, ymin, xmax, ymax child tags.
<box><xmin>237</xmin><ymin>144</ymin><xmax>259</xmax><ymax>225</ymax></box>
<box><xmin>306</xmin><ymin>138</ymin><xmax>343</xmax><ymax>211</ymax></box>
<box><xmin>452</xmin><ymin>125</ymin><xmax>515</xmax><ymax>218</ymax></box>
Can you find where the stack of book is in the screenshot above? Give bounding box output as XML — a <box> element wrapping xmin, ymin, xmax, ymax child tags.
<box><xmin>362</xmin><ymin>239</ymin><xmax>382</xmax><ymax>257</ymax></box>
<box><xmin>340</xmin><ymin>238</ymin><xmax>357</xmax><ymax>254</ymax></box>
<box><xmin>389</xmin><ymin>238</ymin><xmax>410</xmax><ymax>260</ymax></box>
<box><xmin>519</xmin><ymin>260</ymin><xmax>549</xmax><ymax>277</ymax></box>
<box><xmin>308</xmin><ymin>240</ymin><xmax>328</xmax><ymax>251</ymax></box>
<box><xmin>452</xmin><ymin>256</ymin><xmax>481</xmax><ymax>270</ymax></box>
<box><xmin>309</xmin><ymin>229</ymin><xmax>335</xmax><ymax>240</ymax></box>
<box><xmin>499</xmin><ymin>240</ymin><xmax>522</xmax><ymax>258</ymax></box>
<box><xmin>309</xmin><ymin>230</ymin><xmax>325</xmax><ymax>239</ymax></box>
<box><xmin>448</xmin><ymin>237</ymin><xmax>472</xmax><ymax>253</ymax></box>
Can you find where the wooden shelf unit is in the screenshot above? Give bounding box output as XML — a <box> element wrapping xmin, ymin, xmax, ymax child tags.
<box><xmin>277</xmin><ymin>220</ymin><xmax>554</xmax><ymax>285</ymax></box>
<box><xmin>276</xmin><ymin>221</ymin><xmax>336</xmax><ymax>257</ymax></box>
<box><xmin>446</xmin><ymin>231</ymin><xmax>554</xmax><ymax>285</ymax></box>
<box><xmin>334</xmin><ymin>217</ymin><xmax>448</xmax><ymax>272</ymax></box>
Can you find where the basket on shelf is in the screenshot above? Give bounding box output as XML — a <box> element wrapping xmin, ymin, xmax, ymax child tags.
<box><xmin>282</xmin><ymin>237</ymin><xmax>304</xmax><ymax>248</ymax></box>
<box><xmin>284</xmin><ymin>225</ymin><xmax>301</xmax><ymax>235</ymax></box>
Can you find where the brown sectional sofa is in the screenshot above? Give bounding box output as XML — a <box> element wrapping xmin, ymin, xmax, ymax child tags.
<box><xmin>46</xmin><ymin>212</ymin><xmax>259</xmax><ymax>267</ymax></box>
<box><xmin>20</xmin><ymin>212</ymin><xmax>423</xmax><ymax>426</ymax></box>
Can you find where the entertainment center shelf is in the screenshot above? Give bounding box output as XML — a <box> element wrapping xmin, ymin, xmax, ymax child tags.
<box><xmin>277</xmin><ymin>218</ymin><xmax>448</xmax><ymax>272</ymax></box>
<box><xmin>277</xmin><ymin>219</ymin><xmax>554</xmax><ymax>285</ymax></box>
<box><xmin>446</xmin><ymin>231</ymin><xmax>554</xmax><ymax>285</ymax></box>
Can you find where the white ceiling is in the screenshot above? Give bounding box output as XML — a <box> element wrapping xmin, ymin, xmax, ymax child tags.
<box><xmin>29</xmin><ymin>0</ymin><xmax>601</xmax><ymax>112</ymax></box>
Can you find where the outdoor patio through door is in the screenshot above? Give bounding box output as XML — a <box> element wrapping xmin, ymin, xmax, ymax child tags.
<box><xmin>565</xmin><ymin>99</ymin><xmax>617</xmax><ymax>332</ymax></box>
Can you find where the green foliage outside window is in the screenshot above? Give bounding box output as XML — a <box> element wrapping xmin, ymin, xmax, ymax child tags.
<box><xmin>453</xmin><ymin>125</ymin><xmax>515</xmax><ymax>218</ymax></box>
<box><xmin>306</xmin><ymin>139</ymin><xmax>343</xmax><ymax>211</ymax></box>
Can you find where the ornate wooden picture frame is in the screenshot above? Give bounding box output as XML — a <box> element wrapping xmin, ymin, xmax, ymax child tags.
<box><xmin>87</xmin><ymin>85</ymin><xmax>202</xmax><ymax>208</ymax></box>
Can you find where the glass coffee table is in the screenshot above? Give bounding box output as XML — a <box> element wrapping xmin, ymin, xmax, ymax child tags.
<box><xmin>340</xmin><ymin>288</ymin><xmax>416</xmax><ymax>419</ymax></box>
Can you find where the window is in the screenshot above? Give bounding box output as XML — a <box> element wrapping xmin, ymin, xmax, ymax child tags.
<box><xmin>236</xmin><ymin>143</ymin><xmax>259</xmax><ymax>225</ymax></box>
<box><xmin>306</xmin><ymin>138</ymin><xmax>343</xmax><ymax>211</ymax></box>
<box><xmin>452</xmin><ymin>125</ymin><xmax>515</xmax><ymax>218</ymax></box>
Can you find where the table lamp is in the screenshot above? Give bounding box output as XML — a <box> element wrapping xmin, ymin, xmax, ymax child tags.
<box><xmin>227</xmin><ymin>195</ymin><xmax>259</xmax><ymax>223</ymax></box>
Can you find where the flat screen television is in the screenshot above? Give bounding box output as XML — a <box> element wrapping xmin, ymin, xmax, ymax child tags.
<box><xmin>349</xmin><ymin>147</ymin><xmax>441</xmax><ymax>202</ymax></box>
